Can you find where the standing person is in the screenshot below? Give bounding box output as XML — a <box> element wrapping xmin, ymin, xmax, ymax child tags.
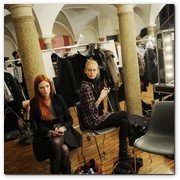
<box><xmin>12</xmin><ymin>50</ymin><xmax>29</xmax><ymax>99</ymax></box>
<box><xmin>30</xmin><ymin>74</ymin><xmax>82</xmax><ymax>174</ymax></box>
<box><xmin>80</xmin><ymin>60</ymin><xmax>133</xmax><ymax>160</ymax></box>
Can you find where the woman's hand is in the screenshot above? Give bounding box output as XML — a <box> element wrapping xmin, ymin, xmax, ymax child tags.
<box><xmin>51</xmin><ymin>130</ymin><xmax>64</xmax><ymax>137</ymax></box>
<box><xmin>51</xmin><ymin>126</ymin><xmax>67</xmax><ymax>137</ymax></box>
<box><xmin>99</xmin><ymin>87</ymin><xmax>110</xmax><ymax>100</ymax></box>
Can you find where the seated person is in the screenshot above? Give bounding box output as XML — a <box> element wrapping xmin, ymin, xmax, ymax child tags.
<box><xmin>80</xmin><ymin>60</ymin><xmax>133</xmax><ymax>160</ymax></box>
<box><xmin>30</xmin><ymin>74</ymin><xmax>81</xmax><ymax>174</ymax></box>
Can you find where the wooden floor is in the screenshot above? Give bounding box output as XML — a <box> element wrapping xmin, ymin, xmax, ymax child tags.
<box><xmin>4</xmin><ymin>85</ymin><xmax>175</xmax><ymax>175</ymax></box>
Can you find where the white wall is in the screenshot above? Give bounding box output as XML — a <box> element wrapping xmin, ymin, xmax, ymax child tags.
<box><xmin>41</xmin><ymin>50</ymin><xmax>55</xmax><ymax>81</ymax></box>
<box><xmin>81</xmin><ymin>27</ymin><xmax>99</xmax><ymax>44</ymax></box>
<box><xmin>4</xmin><ymin>36</ymin><xmax>17</xmax><ymax>59</ymax></box>
<box><xmin>134</xmin><ymin>13</ymin><xmax>145</xmax><ymax>36</ymax></box>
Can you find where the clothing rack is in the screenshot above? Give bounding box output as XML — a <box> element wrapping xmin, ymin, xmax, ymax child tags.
<box><xmin>41</xmin><ymin>40</ymin><xmax>111</xmax><ymax>53</ymax></box>
<box><xmin>4</xmin><ymin>58</ymin><xmax>21</xmax><ymax>63</ymax></box>
<box><xmin>136</xmin><ymin>38</ymin><xmax>149</xmax><ymax>43</ymax></box>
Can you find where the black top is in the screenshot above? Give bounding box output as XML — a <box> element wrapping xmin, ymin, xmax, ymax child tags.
<box><xmin>30</xmin><ymin>94</ymin><xmax>82</xmax><ymax>148</ymax></box>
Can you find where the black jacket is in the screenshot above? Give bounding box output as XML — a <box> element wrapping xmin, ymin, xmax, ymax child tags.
<box><xmin>52</xmin><ymin>55</ymin><xmax>78</xmax><ymax>107</ymax></box>
<box><xmin>30</xmin><ymin>94</ymin><xmax>82</xmax><ymax>162</ymax></box>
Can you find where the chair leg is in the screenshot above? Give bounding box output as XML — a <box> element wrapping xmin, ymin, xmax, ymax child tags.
<box><xmin>76</xmin><ymin>148</ymin><xmax>80</xmax><ymax>163</ymax></box>
<box><xmin>81</xmin><ymin>132</ymin><xmax>86</xmax><ymax>164</ymax></box>
<box><xmin>133</xmin><ymin>147</ymin><xmax>137</xmax><ymax>173</ymax></box>
<box><xmin>102</xmin><ymin>134</ymin><xmax>106</xmax><ymax>145</ymax></box>
<box><xmin>148</xmin><ymin>153</ymin><xmax>152</xmax><ymax>162</ymax></box>
<box><xmin>92</xmin><ymin>133</ymin><xmax>103</xmax><ymax>164</ymax></box>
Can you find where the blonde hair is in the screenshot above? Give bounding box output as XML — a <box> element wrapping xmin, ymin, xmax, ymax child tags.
<box><xmin>84</xmin><ymin>59</ymin><xmax>99</xmax><ymax>74</ymax></box>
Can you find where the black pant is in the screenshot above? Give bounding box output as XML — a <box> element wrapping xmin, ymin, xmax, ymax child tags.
<box><xmin>49</xmin><ymin>136</ymin><xmax>71</xmax><ymax>174</ymax></box>
<box><xmin>96</xmin><ymin>111</ymin><xmax>129</xmax><ymax>140</ymax></box>
<box><xmin>95</xmin><ymin>111</ymin><xmax>131</xmax><ymax>151</ymax></box>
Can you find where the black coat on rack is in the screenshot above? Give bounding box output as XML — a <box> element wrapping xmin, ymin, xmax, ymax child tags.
<box><xmin>141</xmin><ymin>48</ymin><xmax>158</xmax><ymax>86</ymax></box>
<box><xmin>67</xmin><ymin>53</ymin><xmax>87</xmax><ymax>89</ymax></box>
<box><xmin>4</xmin><ymin>72</ymin><xmax>25</xmax><ymax>133</ymax></box>
<box><xmin>4</xmin><ymin>72</ymin><xmax>25</xmax><ymax>114</ymax></box>
<box><xmin>52</xmin><ymin>54</ymin><xmax>78</xmax><ymax>107</ymax></box>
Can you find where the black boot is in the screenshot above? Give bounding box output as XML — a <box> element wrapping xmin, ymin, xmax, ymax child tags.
<box><xmin>119</xmin><ymin>141</ymin><xmax>130</xmax><ymax>160</ymax></box>
<box><xmin>50</xmin><ymin>159</ymin><xmax>62</xmax><ymax>174</ymax></box>
<box><xmin>61</xmin><ymin>157</ymin><xmax>71</xmax><ymax>174</ymax></box>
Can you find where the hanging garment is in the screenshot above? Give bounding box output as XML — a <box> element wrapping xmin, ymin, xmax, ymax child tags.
<box><xmin>4</xmin><ymin>72</ymin><xmax>25</xmax><ymax>134</ymax></box>
<box><xmin>67</xmin><ymin>53</ymin><xmax>88</xmax><ymax>89</ymax></box>
<box><xmin>142</xmin><ymin>48</ymin><xmax>157</xmax><ymax>85</ymax></box>
<box><xmin>137</xmin><ymin>51</ymin><xmax>146</xmax><ymax>77</ymax></box>
<box><xmin>103</xmin><ymin>50</ymin><xmax>119</xmax><ymax>84</ymax></box>
<box><xmin>4</xmin><ymin>72</ymin><xmax>25</xmax><ymax>111</ymax></box>
<box><xmin>52</xmin><ymin>54</ymin><xmax>78</xmax><ymax>107</ymax></box>
<box><xmin>4</xmin><ymin>81</ymin><xmax>14</xmax><ymax>104</ymax></box>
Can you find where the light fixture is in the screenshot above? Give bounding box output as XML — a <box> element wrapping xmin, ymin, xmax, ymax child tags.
<box><xmin>166</xmin><ymin>54</ymin><xmax>173</xmax><ymax>61</ymax></box>
<box><xmin>164</xmin><ymin>36</ymin><xmax>171</xmax><ymax>43</ymax></box>
<box><xmin>165</xmin><ymin>64</ymin><xmax>173</xmax><ymax>70</ymax></box>
<box><xmin>165</xmin><ymin>45</ymin><xmax>172</xmax><ymax>52</ymax></box>
<box><xmin>166</xmin><ymin>72</ymin><xmax>173</xmax><ymax>79</ymax></box>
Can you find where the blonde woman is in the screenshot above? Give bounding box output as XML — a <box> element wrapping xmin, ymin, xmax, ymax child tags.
<box><xmin>80</xmin><ymin>60</ymin><xmax>133</xmax><ymax>160</ymax></box>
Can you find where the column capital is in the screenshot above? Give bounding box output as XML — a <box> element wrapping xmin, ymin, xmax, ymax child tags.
<box><xmin>115</xmin><ymin>4</ymin><xmax>135</xmax><ymax>15</ymax></box>
<box><xmin>7</xmin><ymin>4</ymin><xmax>33</xmax><ymax>18</ymax></box>
<box><xmin>42</xmin><ymin>36</ymin><xmax>53</xmax><ymax>49</ymax></box>
<box><xmin>99</xmin><ymin>37</ymin><xmax>105</xmax><ymax>42</ymax></box>
<box><xmin>146</xmin><ymin>25</ymin><xmax>156</xmax><ymax>36</ymax></box>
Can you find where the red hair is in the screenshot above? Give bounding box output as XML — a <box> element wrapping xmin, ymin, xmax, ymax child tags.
<box><xmin>34</xmin><ymin>74</ymin><xmax>55</xmax><ymax>120</ymax></box>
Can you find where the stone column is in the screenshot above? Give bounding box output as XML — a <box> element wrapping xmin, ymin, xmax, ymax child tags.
<box><xmin>116</xmin><ymin>4</ymin><xmax>142</xmax><ymax>115</ymax></box>
<box><xmin>43</xmin><ymin>37</ymin><xmax>52</xmax><ymax>49</ymax></box>
<box><xmin>147</xmin><ymin>26</ymin><xmax>154</xmax><ymax>36</ymax></box>
<box><xmin>7</xmin><ymin>4</ymin><xmax>46</xmax><ymax>98</ymax></box>
<box><xmin>99</xmin><ymin>37</ymin><xmax>105</xmax><ymax>42</ymax></box>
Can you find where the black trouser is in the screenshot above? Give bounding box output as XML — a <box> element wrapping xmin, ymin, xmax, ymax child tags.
<box><xmin>49</xmin><ymin>136</ymin><xmax>71</xmax><ymax>174</ymax></box>
<box><xmin>95</xmin><ymin>111</ymin><xmax>132</xmax><ymax>157</ymax></box>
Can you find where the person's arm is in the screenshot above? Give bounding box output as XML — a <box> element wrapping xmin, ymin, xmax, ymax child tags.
<box><xmin>95</xmin><ymin>87</ymin><xmax>110</xmax><ymax>108</ymax></box>
<box><xmin>80</xmin><ymin>84</ymin><xmax>97</xmax><ymax>114</ymax></box>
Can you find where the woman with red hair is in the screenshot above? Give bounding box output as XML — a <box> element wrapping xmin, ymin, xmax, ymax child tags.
<box><xmin>30</xmin><ymin>74</ymin><xmax>81</xmax><ymax>174</ymax></box>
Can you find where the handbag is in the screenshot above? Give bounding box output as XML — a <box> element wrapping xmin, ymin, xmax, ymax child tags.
<box><xmin>74</xmin><ymin>159</ymin><xmax>103</xmax><ymax>174</ymax></box>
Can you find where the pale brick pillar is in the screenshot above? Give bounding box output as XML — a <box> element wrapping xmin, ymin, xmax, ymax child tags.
<box><xmin>7</xmin><ymin>4</ymin><xmax>46</xmax><ymax>98</ymax></box>
<box><xmin>116</xmin><ymin>4</ymin><xmax>142</xmax><ymax>115</ymax></box>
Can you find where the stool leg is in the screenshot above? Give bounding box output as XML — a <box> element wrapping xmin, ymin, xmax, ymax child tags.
<box><xmin>93</xmin><ymin>133</ymin><xmax>103</xmax><ymax>164</ymax></box>
<box><xmin>148</xmin><ymin>153</ymin><xmax>152</xmax><ymax>162</ymax></box>
<box><xmin>133</xmin><ymin>147</ymin><xmax>137</xmax><ymax>173</ymax></box>
<box><xmin>102</xmin><ymin>134</ymin><xmax>106</xmax><ymax>145</ymax></box>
